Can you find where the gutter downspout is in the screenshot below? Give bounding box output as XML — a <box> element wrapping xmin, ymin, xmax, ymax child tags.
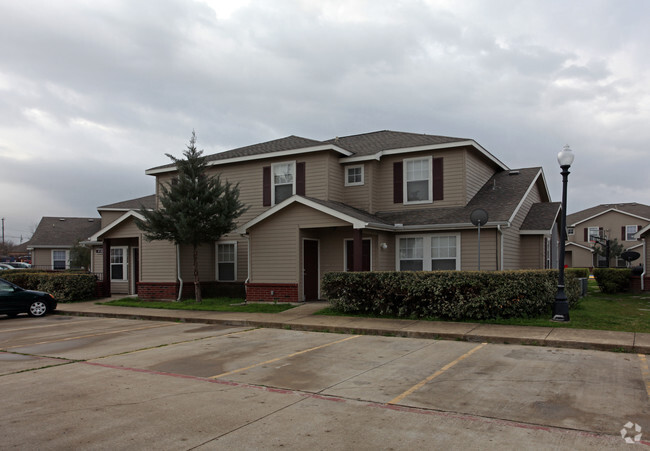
<box><xmin>176</xmin><ymin>244</ymin><xmax>183</xmax><ymax>302</ymax></box>
<box><xmin>242</xmin><ymin>233</ymin><xmax>251</xmax><ymax>299</ymax></box>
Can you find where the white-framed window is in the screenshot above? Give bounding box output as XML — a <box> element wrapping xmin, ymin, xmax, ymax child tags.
<box><xmin>110</xmin><ymin>247</ymin><xmax>128</xmax><ymax>281</ymax></box>
<box><xmin>52</xmin><ymin>250</ymin><xmax>69</xmax><ymax>270</ymax></box>
<box><xmin>272</xmin><ymin>161</ymin><xmax>295</xmax><ymax>205</ymax></box>
<box><xmin>431</xmin><ymin>235</ymin><xmax>457</xmax><ymax>270</ymax></box>
<box><xmin>626</xmin><ymin>225</ymin><xmax>639</xmax><ymax>241</ymax></box>
<box><xmin>216</xmin><ymin>242</ymin><xmax>237</xmax><ymax>281</ymax></box>
<box><xmin>588</xmin><ymin>226</ymin><xmax>600</xmax><ymax>243</ymax></box>
<box><xmin>345</xmin><ymin>165</ymin><xmax>364</xmax><ymax>186</ymax></box>
<box><xmin>567</xmin><ymin>227</ymin><xmax>574</xmax><ymax>236</ymax></box>
<box><xmin>404</xmin><ymin>157</ymin><xmax>432</xmax><ymax>204</ymax></box>
<box><xmin>397</xmin><ymin>234</ymin><xmax>460</xmax><ymax>271</ymax></box>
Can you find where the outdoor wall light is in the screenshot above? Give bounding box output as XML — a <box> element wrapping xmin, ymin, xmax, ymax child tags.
<box><xmin>380</xmin><ymin>243</ymin><xmax>388</xmax><ymax>249</ymax></box>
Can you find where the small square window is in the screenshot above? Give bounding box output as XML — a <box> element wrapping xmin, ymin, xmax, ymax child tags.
<box><xmin>567</xmin><ymin>227</ymin><xmax>574</xmax><ymax>235</ymax></box>
<box><xmin>345</xmin><ymin>165</ymin><xmax>364</xmax><ymax>186</ymax></box>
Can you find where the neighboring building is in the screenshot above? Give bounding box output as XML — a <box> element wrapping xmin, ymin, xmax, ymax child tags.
<box><xmin>564</xmin><ymin>203</ymin><xmax>650</xmax><ymax>268</ymax></box>
<box><xmin>26</xmin><ymin>217</ymin><xmax>101</xmax><ymax>270</ymax></box>
<box><xmin>90</xmin><ymin>130</ymin><xmax>561</xmax><ymax>301</ymax></box>
<box><xmin>634</xmin><ymin>225</ymin><xmax>650</xmax><ymax>291</ymax></box>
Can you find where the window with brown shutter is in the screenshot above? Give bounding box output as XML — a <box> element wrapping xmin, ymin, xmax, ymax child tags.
<box><xmin>433</xmin><ymin>157</ymin><xmax>443</xmax><ymax>201</ymax></box>
<box><xmin>393</xmin><ymin>161</ymin><xmax>403</xmax><ymax>203</ymax></box>
<box><xmin>296</xmin><ymin>162</ymin><xmax>305</xmax><ymax>196</ymax></box>
<box><xmin>262</xmin><ymin>166</ymin><xmax>271</xmax><ymax>206</ymax></box>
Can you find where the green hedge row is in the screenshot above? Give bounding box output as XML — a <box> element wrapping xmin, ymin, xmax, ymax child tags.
<box><xmin>593</xmin><ymin>268</ymin><xmax>632</xmax><ymax>294</ymax></box>
<box><xmin>321</xmin><ymin>270</ymin><xmax>581</xmax><ymax>320</ymax></box>
<box><xmin>1</xmin><ymin>271</ymin><xmax>97</xmax><ymax>302</ymax></box>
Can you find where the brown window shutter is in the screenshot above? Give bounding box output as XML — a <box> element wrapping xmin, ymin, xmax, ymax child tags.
<box><xmin>296</xmin><ymin>162</ymin><xmax>306</xmax><ymax>196</ymax></box>
<box><xmin>599</xmin><ymin>227</ymin><xmax>603</xmax><ymax>238</ymax></box>
<box><xmin>393</xmin><ymin>162</ymin><xmax>403</xmax><ymax>203</ymax></box>
<box><xmin>262</xmin><ymin>166</ymin><xmax>271</xmax><ymax>206</ymax></box>
<box><xmin>584</xmin><ymin>228</ymin><xmax>588</xmax><ymax>241</ymax></box>
<box><xmin>622</xmin><ymin>226</ymin><xmax>626</xmax><ymax>241</ymax></box>
<box><xmin>432</xmin><ymin>157</ymin><xmax>444</xmax><ymax>201</ymax></box>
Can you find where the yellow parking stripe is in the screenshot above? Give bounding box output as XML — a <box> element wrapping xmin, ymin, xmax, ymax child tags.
<box><xmin>210</xmin><ymin>335</ymin><xmax>361</xmax><ymax>379</ymax></box>
<box><xmin>6</xmin><ymin>323</ymin><xmax>174</xmax><ymax>349</ymax></box>
<box><xmin>388</xmin><ymin>342</ymin><xmax>487</xmax><ymax>405</ymax></box>
<box><xmin>638</xmin><ymin>354</ymin><xmax>650</xmax><ymax>398</ymax></box>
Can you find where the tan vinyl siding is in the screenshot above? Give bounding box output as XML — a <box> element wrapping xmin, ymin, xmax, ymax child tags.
<box><xmin>140</xmin><ymin>239</ymin><xmax>177</xmax><ymax>282</ymax></box>
<box><xmin>316</xmin><ymin>228</ymin><xmax>351</xmax><ymax>275</ymax></box>
<box><xmin>568</xmin><ymin>246</ymin><xmax>595</xmax><ymax>268</ymax></box>
<box><xmin>249</xmin><ymin>203</ymin><xmax>350</xmax><ymax>283</ymax></box>
<box><xmin>520</xmin><ymin>235</ymin><xmax>544</xmax><ymax>269</ymax></box>
<box><xmin>460</xmin><ymin>229</ymin><xmax>498</xmax><ymax>271</ymax></box>
<box><xmin>31</xmin><ymin>248</ymin><xmax>55</xmax><ymax>268</ymax></box>
<box><xmin>104</xmin><ymin>220</ymin><xmax>141</xmax><ymax>239</ymax></box>
<box><xmin>373</xmin><ymin>149</ymin><xmax>466</xmax><ymax>212</ymax></box>
<box><xmin>326</xmin><ymin>152</ymin><xmax>344</xmax><ymax>202</ymax></box>
<box><xmin>465</xmin><ymin>150</ymin><xmax>498</xmax><ymax>203</ymax></box>
<box><xmin>502</xmin><ymin>180</ymin><xmax>543</xmax><ymax>270</ymax></box>
<box><xmin>100</xmin><ymin>211</ymin><xmax>124</xmax><ymax>228</ymax></box>
<box><xmin>178</xmin><ymin>243</ymin><xmax>215</xmax><ymax>281</ymax></box>
<box><xmin>375</xmin><ymin>231</ymin><xmax>395</xmax><ymax>271</ymax></box>
<box><xmin>343</xmin><ymin>163</ymin><xmax>372</xmax><ymax>211</ymax></box>
<box><xmin>91</xmin><ymin>246</ymin><xmax>103</xmax><ymax>274</ymax></box>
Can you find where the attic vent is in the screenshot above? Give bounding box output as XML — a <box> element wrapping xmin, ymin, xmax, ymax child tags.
<box><xmin>59</xmin><ymin>218</ymin><xmax>66</xmax><ymax>221</ymax></box>
<box><xmin>88</xmin><ymin>219</ymin><xmax>94</xmax><ymax>222</ymax></box>
<box><xmin>509</xmin><ymin>170</ymin><xmax>520</xmax><ymax>176</ymax></box>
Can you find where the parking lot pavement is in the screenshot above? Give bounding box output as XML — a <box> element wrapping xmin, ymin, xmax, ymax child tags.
<box><xmin>1</xmin><ymin>316</ymin><xmax>649</xmax><ymax>449</ymax></box>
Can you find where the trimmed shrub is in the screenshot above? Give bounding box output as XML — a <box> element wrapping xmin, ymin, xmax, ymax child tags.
<box><xmin>322</xmin><ymin>270</ymin><xmax>581</xmax><ymax>320</ymax></box>
<box><xmin>593</xmin><ymin>268</ymin><xmax>632</xmax><ymax>294</ymax></box>
<box><xmin>1</xmin><ymin>271</ymin><xmax>97</xmax><ymax>302</ymax></box>
<box><xmin>566</xmin><ymin>267</ymin><xmax>590</xmax><ymax>279</ymax></box>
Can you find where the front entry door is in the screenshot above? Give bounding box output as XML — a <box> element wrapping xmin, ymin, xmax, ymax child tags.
<box><xmin>303</xmin><ymin>239</ymin><xmax>319</xmax><ymax>301</ymax></box>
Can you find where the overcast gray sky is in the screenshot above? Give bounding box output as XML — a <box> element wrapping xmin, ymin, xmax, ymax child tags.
<box><xmin>1</xmin><ymin>0</ymin><xmax>649</xmax><ymax>244</ymax></box>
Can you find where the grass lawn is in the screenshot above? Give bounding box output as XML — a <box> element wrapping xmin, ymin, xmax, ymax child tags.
<box><xmin>316</xmin><ymin>281</ymin><xmax>650</xmax><ymax>333</ymax></box>
<box><xmin>101</xmin><ymin>297</ymin><xmax>296</xmax><ymax>314</ymax></box>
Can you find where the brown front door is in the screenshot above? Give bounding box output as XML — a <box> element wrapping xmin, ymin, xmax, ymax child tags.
<box><xmin>346</xmin><ymin>239</ymin><xmax>371</xmax><ymax>271</ymax></box>
<box><xmin>303</xmin><ymin>239</ymin><xmax>319</xmax><ymax>301</ymax></box>
<box><xmin>132</xmin><ymin>248</ymin><xmax>139</xmax><ymax>294</ymax></box>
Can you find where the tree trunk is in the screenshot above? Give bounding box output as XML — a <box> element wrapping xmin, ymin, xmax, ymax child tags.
<box><xmin>193</xmin><ymin>243</ymin><xmax>202</xmax><ymax>303</ymax></box>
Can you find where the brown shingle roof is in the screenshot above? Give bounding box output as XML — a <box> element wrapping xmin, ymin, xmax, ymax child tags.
<box><xmin>26</xmin><ymin>217</ymin><xmax>102</xmax><ymax>248</ymax></box>
<box><xmin>521</xmin><ymin>202</ymin><xmax>561</xmax><ymax>231</ymax></box>
<box><xmin>567</xmin><ymin>203</ymin><xmax>650</xmax><ymax>226</ymax></box>
<box><xmin>376</xmin><ymin>168</ymin><xmax>543</xmax><ymax>226</ymax></box>
<box><xmin>99</xmin><ymin>194</ymin><xmax>156</xmax><ymax>210</ymax></box>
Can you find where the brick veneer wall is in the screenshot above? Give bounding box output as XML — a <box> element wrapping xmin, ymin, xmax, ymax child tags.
<box><xmin>137</xmin><ymin>282</ymin><xmax>178</xmax><ymax>300</ymax></box>
<box><xmin>246</xmin><ymin>283</ymin><xmax>299</xmax><ymax>302</ymax></box>
<box><xmin>630</xmin><ymin>276</ymin><xmax>650</xmax><ymax>293</ymax></box>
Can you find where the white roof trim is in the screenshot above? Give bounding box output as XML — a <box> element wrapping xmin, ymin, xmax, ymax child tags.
<box><xmin>90</xmin><ymin>210</ymin><xmax>145</xmax><ymax>241</ymax></box>
<box><xmin>507</xmin><ymin>169</ymin><xmax>545</xmax><ymax>225</ymax></box>
<box><xmin>339</xmin><ymin>140</ymin><xmax>509</xmax><ymax>170</ymax></box>
<box><xmin>26</xmin><ymin>245</ymin><xmax>72</xmax><ymax>250</ymax></box>
<box><xmin>520</xmin><ymin>230</ymin><xmax>553</xmax><ymax>235</ymax></box>
<box><xmin>145</xmin><ymin>144</ymin><xmax>353</xmax><ymax>175</ymax></box>
<box><xmin>569</xmin><ymin>208</ymin><xmax>650</xmax><ymax>227</ymax></box>
<box><xmin>636</xmin><ymin>224</ymin><xmax>650</xmax><ymax>239</ymax></box>
<box><xmin>566</xmin><ymin>241</ymin><xmax>594</xmax><ymax>252</ymax></box>
<box><xmin>238</xmin><ymin>196</ymin><xmax>370</xmax><ymax>233</ymax></box>
<box><xmin>626</xmin><ymin>242</ymin><xmax>643</xmax><ymax>250</ymax></box>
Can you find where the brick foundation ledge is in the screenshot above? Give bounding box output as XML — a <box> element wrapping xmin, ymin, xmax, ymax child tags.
<box><xmin>137</xmin><ymin>282</ymin><xmax>178</xmax><ymax>300</ymax></box>
<box><xmin>246</xmin><ymin>282</ymin><xmax>299</xmax><ymax>302</ymax></box>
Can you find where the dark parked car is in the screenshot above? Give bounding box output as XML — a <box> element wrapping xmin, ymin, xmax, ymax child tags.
<box><xmin>0</xmin><ymin>278</ymin><xmax>57</xmax><ymax>317</ymax></box>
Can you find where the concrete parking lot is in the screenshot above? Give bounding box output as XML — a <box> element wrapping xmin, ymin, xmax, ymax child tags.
<box><xmin>1</xmin><ymin>314</ymin><xmax>649</xmax><ymax>449</ymax></box>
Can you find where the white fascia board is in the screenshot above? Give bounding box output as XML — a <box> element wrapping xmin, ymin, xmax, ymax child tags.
<box><xmin>27</xmin><ymin>245</ymin><xmax>72</xmax><ymax>249</ymax></box>
<box><xmin>145</xmin><ymin>144</ymin><xmax>352</xmax><ymax>175</ymax></box>
<box><xmin>570</xmin><ymin>208</ymin><xmax>650</xmax><ymax>227</ymax></box>
<box><xmin>626</xmin><ymin>242</ymin><xmax>643</xmax><ymax>250</ymax></box>
<box><xmin>237</xmin><ymin>196</ymin><xmax>367</xmax><ymax>233</ymax></box>
<box><xmin>635</xmin><ymin>224</ymin><xmax>650</xmax><ymax>239</ymax></box>
<box><xmin>396</xmin><ymin>222</ymin><xmax>507</xmax><ymax>232</ymax></box>
<box><xmin>338</xmin><ymin>140</ymin><xmax>509</xmax><ymax>170</ymax></box>
<box><xmin>90</xmin><ymin>210</ymin><xmax>145</xmax><ymax>241</ymax></box>
<box><xmin>507</xmin><ymin>169</ymin><xmax>543</xmax><ymax>224</ymax></box>
<box><xmin>566</xmin><ymin>241</ymin><xmax>593</xmax><ymax>252</ymax></box>
<box><xmin>520</xmin><ymin>229</ymin><xmax>553</xmax><ymax>235</ymax></box>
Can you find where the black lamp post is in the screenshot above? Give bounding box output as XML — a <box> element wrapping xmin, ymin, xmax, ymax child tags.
<box><xmin>553</xmin><ymin>145</ymin><xmax>574</xmax><ymax>322</ymax></box>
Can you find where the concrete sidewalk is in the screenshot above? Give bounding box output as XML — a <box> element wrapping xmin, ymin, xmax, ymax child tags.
<box><xmin>55</xmin><ymin>299</ymin><xmax>650</xmax><ymax>353</ymax></box>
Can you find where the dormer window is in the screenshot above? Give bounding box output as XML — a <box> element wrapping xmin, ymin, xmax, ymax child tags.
<box><xmin>345</xmin><ymin>165</ymin><xmax>364</xmax><ymax>186</ymax></box>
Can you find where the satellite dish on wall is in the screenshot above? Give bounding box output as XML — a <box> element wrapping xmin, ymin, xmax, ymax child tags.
<box><xmin>621</xmin><ymin>251</ymin><xmax>640</xmax><ymax>262</ymax></box>
<box><xmin>470</xmin><ymin>208</ymin><xmax>489</xmax><ymax>226</ymax></box>
<box><xmin>470</xmin><ymin>209</ymin><xmax>489</xmax><ymax>271</ymax></box>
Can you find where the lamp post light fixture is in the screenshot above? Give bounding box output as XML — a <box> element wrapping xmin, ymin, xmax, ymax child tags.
<box><xmin>553</xmin><ymin>144</ymin><xmax>574</xmax><ymax>322</ymax></box>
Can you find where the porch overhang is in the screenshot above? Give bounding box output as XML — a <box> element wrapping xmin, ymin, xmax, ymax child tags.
<box><xmin>90</xmin><ymin>210</ymin><xmax>145</xmax><ymax>241</ymax></box>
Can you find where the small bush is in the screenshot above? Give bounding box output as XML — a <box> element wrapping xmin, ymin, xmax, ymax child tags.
<box><xmin>593</xmin><ymin>268</ymin><xmax>632</xmax><ymax>294</ymax></box>
<box><xmin>322</xmin><ymin>270</ymin><xmax>580</xmax><ymax>320</ymax></box>
<box><xmin>566</xmin><ymin>267</ymin><xmax>590</xmax><ymax>279</ymax></box>
<box><xmin>1</xmin><ymin>271</ymin><xmax>97</xmax><ymax>302</ymax></box>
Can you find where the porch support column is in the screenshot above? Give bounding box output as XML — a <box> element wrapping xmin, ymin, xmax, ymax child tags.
<box><xmin>103</xmin><ymin>238</ymin><xmax>111</xmax><ymax>297</ymax></box>
<box><xmin>353</xmin><ymin>228</ymin><xmax>363</xmax><ymax>272</ymax></box>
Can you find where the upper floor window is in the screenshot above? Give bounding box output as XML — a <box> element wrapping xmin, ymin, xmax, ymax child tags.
<box><xmin>567</xmin><ymin>227</ymin><xmax>574</xmax><ymax>236</ymax></box>
<box><xmin>625</xmin><ymin>225</ymin><xmax>639</xmax><ymax>241</ymax></box>
<box><xmin>587</xmin><ymin>226</ymin><xmax>601</xmax><ymax>243</ymax></box>
<box><xmin>404</xmin><ymin>157</ymin><xmax>432</xmax><ymax>204</ymax></box>
<box><xmin>272</xmin><ymin>161</ymin><xmax>295</xmax><ymax>204</ymax></box>
<box><xmin>345</xmin><ymin>165</ymin><xmax>364</xmax><ymax>186</ymax></box>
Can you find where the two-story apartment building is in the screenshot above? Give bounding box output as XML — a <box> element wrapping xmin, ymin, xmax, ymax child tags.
<box><xmin>564</xmin><ymin>203</ymin><xmax>650</xmax><ymax>268</ymax></box>
<box><xmin>89</xmin><ymin>130</ymin><xmax>561</xmax><ymax>301</ymax></box>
